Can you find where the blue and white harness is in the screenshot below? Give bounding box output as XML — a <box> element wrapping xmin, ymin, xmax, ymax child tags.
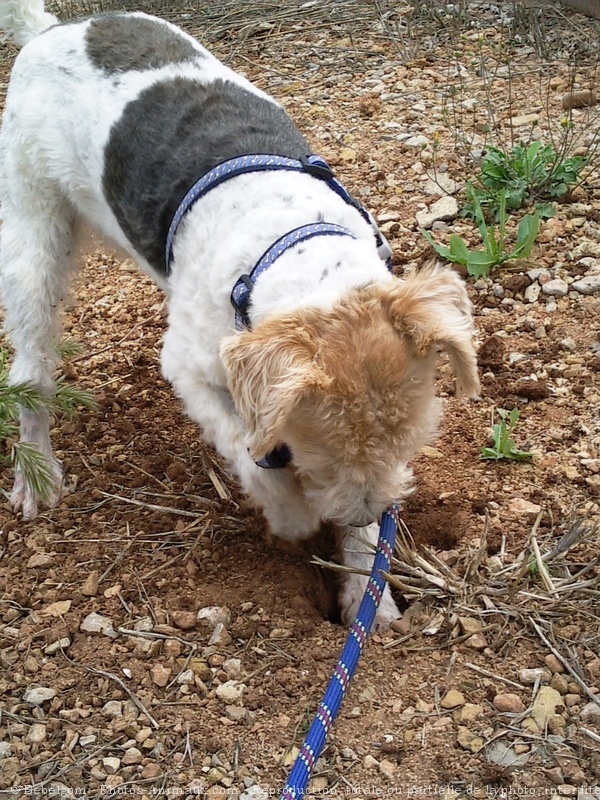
<box><xmin>166</xmin><ymin>153</ymin><xmax>393</xmax><ymax>468</ymax></box>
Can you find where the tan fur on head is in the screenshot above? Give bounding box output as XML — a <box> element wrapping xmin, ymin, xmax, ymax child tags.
<box><xmin>377</xmin><ymin>263</ymin><xmax>481</xmax><ymax>400</ymax></box>
<box><xmin>220</xmin><ymin>264</ymin><xmax>479</xmax><ymax>526</ymax></box>
<box><xmin>220</xmin><ymin>322</ymin><xmax>332</xmax><ymax>460</ymax></box>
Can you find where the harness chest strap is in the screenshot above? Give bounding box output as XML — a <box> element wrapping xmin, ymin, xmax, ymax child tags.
<box><xmin>165</xmin><ymin>153</ymin><xmax>394</xmax><ymax>470</ymax></box>
<box><xmin>164</xmin><ymin>153</ymin><xmax>392</xmax><ymax>271</ymax></box>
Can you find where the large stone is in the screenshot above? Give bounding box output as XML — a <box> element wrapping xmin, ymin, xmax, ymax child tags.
<box><xmin>23</xmin><ymin>686</ymin><xmax>57</xmax><ymax>706</ymax></box>
<box><xmin>528</xmin><ymin>686</ymin><xmax>564</xmax><ymax>730</ymax></box>
<box><xmin>493</xmin><ymin>693</ymin><xmax>524</xmax><ymax>713</ymax></box>
<box><xmin>580</xmin><ymin>701</ymin><xmax>600</xmax><ymax>724</ymax></box>
<box><xmin>80</xmin><ymin>612</ymin><xmax>118</xmax><ymax>639</ymax></box>
<box><xmin>541</xmin><ymin>278</ymin><xmax>569</xmax><ymax>297</ymax></box>
<box><xmin>441</xmin><ymin>689</ymin><xmax>465</xmax><ymax>709</ymax></box>
<box><xmin>509</xmin><ymin>113</ymin><xmax>540</xmax><ymax>127</ymax></box>
<box><xmin>571</xmin><ymin>275</ymin><xmax>600</xmax><ymax>295</ymax></box>
<box><xmin>508</xmin><ymin>498</ymin><xmax>542</xmax><ymax>521</ymax></box>
<box><xmin>416</xmin><ymin>196</ymin><xmax>459</xmax><ymax>229</ymax></box>
<box><xmin>216</xmin><ymin>681</ymin><xmax>246</xmax><ymax>704</ymax></box>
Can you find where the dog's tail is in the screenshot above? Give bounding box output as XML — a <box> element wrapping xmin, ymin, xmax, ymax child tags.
<box><xmin>0</xmin><ymin>0</ymin><xmax>59</xmax><ymax>47</ymax></box>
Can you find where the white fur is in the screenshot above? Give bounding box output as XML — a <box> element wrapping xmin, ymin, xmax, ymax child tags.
<box><xmin>0</xmin><ymin>0</ymin><xmax>57</xmax><ymax>46</ymax></box>
<box><xmin>0</xmin><ymin>3</ymin><xmax>480</xmax><ymax>630</ymax></box>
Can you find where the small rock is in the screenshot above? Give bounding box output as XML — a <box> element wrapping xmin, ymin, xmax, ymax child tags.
<box><xmin>132</xmin><ymin>616</ymin><xmax>153</xmax><ymax>632</ymax></box>
<box><xmin>171</xmin><ymin>610</ymin><xmax>197</xmax><ymax>630</ymax></box>
<box><xmin>141</xmin><ymin>763</ymin><xmax>162</xmax><ymax>780</ymax></box>
<box><xmin>177</xmin><ymin>669</ymin><xmax>194</xmax><ymax>685</ymax></box>
<box><xmin>0</xmin><ymin>742</ymin><xmax>12</xmax><ymax>758</ymax></box>
<box><xmin>101</xmin><ymin>700</ymin><xmax>123</xmax><ymax>719</ymax></box>
<box><xmin>493</xmin><ymin>693</ymin><xmax>524</xmax><ymax>713</ymax></box>
<box><xmin>364</xmin><ymin>754</ymin><xmax>379</xmax><ymax>769</ymax></box>
<box><xmin>546</xmin><ymin>655</ymin><xmax>565</xmax><ymax>674</ymax></box>
<box><xmin>416</xmin><ymin>196</ymin><xmax>459</xmax><ymax>229</ymax></box>
<box><xmin>527</xmin><ymin>267</ymin><xmax>552</xmax><ymax>283</ymax></box>
<box><xmin>453</xmin><ymin>703</ymin><xmax>483</xmax><ymax>723</ymax></box>
<box><xmin>80</xmin><ymin>612</ymin><xmax>118</xmax><ymax>639</ymax></box>
<box><xmin>459</xmin><ymin>616</ymin><xmax>483</xmax><ymax>635</ymax></box>
<box><xmin>225</xmin><ymin>705</ymin><xmax>247</xmax><ymax>722</ymax></box>
<box><xmin>380</xmin><ymin>758</ymin><xmax>396</xmax><ymax>778</ymax></box>
<box><xmin>487</xmin><ymin>741</ymin><xmax>530</xmax><ymax>768</ymax></box>
<box><xmin>26</xmin><ymin>723</ymin><xmax>47</xmax><ymax>743</ymax></box>
<box><xmin>465</xmin><ymin>633</ymin><xmax>488</xmax><ymax>650</ymax></box>
<box><xmin>441</xmin><ymin>689</ymin><xmax>465</xmax><ymax>709</ymax></box>
<box><xmin>81</xmin><ymin>570</ymin><xmax>99</xmax><ymax>596</ymax></box>
<box><xmin>207</xmin><ymin>790</ymin><xmax>232</xmax><ymax>800</ymax></box>
<box><xmin>550</xmin><ymin>673</ymin><xmax>569</xmax><ymax>695</ymax></box>
<box><xmin>23</xmin><ymin>686</ymin><xmax>57</xmax><ymax>706</ymax></box>
<box><xmin>122</xmin><ymin>747</ymin><xmax>143</xmax><ymax>765</ymax></box>
<box><xmin>44</xmin><ymin>637</ymin><xmax>71</xmax><ymax>655</ymax></box>
<box><xmin>509</xmin><ymin>112</ymin><xmax>540</xmax><ymax>127</ymax></box>
<box><xmin>545</xmin><ymin>767</ymin><xmax>564</xmax><ymax>785</ymax></box>
<box><xmin>208</xmin><ymin>622</ymin><xmax>233</xmax><ymax>647</ymax></box>
<box><xmin>509</xmin><ymin>499</ymin><xmax>542</xmax><ymax>521</ymax></box>
<box><xmin>524</xmin><ymin>283</ymin><xmax>541</xmax><ymax>303</ymax></box>
<box><xmin>151</xmin><ymin>664</ymin><xmax>171</xmax><ymax>688</ymax></box>
<box><xmin>520</xmin><ymin>667</ymin><xmax>550</xmax><ymax>684</ymax></box>
<box><xmin>102</xmin><ymin>756</ymin><xmax>121</xmax><ymax>774</ymax></box>
<box><xmin>216</xmin><ymin>681</ymin><xmax>246</xmax><ymax>704</ymax></box>
<box><xmin>27</xmin><ymin>552</ymin><xmax>54</xmax><ymax>568</ymax></box>
<box><xmin>222</xmin><ymin>658</ymin><xmax>243</xmax><ymax>680</ymax></box>
<box><xmin>456</xmin><ymin>726</ymin><xmax>484</xmax><ymax>753</ymax></box>
<box><xmin>197</xmin><ymin>606</ymin><xmax>231</xmax><ymax>628</ymax></box>
<box><xmin>561</xmin><ymin>89</ymin><xmax>596</xmax><ymax>110</ymax></box>
<box><xmin>580</xmin><ymin>701</ymin><xmax>600</xmax><ymax>724</ymax></box>
<box><xmin>403</xmin><ymin>134</ymin><xmax>430</xmax><ymax>149</ymax></box>
<box><xmin>571</xmin><ymin>275</ymin><xmax>600</xmax><ymax>295</ymax></box>
<box><xmin>564</xmin><ymin>693</ymin><xmax>580</xmax><ymax>707</ymax></box>
<box><xmin>423</xmin><ymin>171</ymin><xmax>458</xmax><ymax>197</ymax></box>
<box><xmin>541</xmin><ymin>278</ymin><xmax>569</xmax><ymax>297</ymax></box>
<box><xmin>415</xmin><ymin>699</ymin><xmax>434</xmax><ymax>713</ymax></box>
<box><xmin>588</xmin><ymin>658</ymin><xmax>600</xmax><ymax>678</ymax></box>
<box><xmin>79</xmin><ymin>735</ymin><xmax>96</xmax><ymax>747</ymax></box>
<box><xmin>528</xmin><ymin>686</ymin><xmax>564</xmax><ymax>730</ymax></box>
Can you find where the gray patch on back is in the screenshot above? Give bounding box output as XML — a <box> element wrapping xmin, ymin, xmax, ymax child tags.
<box><xmin>103</xmin><ymin>76</ymin><xmax>310</xmax><ymax>274</ymax></box>
<box><xmin>86</xmin><ymin>14</ymin><xmax>201</xmax><ymax>74</ymax></box>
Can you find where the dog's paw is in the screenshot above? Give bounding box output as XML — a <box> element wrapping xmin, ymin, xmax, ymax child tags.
<box><xmin>11</xmin><ymin>456</ymin><xmax>63</xmax><ymax>520</ymax></box>
<box><xmin>339</xmin><ymin>572</ymin><xmax>401</xmax><ymax>632</ymax></box>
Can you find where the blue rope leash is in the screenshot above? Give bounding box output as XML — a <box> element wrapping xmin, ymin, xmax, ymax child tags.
<box><xmin>279</xmin><ymin>504</ymin><xmax>400</xmax><ymax>798</ymax></box>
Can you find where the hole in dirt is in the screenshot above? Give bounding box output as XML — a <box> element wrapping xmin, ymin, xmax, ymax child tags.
<box><xmin>401</xmin><ymin>486</ymin><xmax>464</xmax><ymax>551</ymax></box>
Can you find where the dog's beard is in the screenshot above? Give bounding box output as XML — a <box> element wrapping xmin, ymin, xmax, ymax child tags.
<box><xmin>292</xmin><ymin>458</ymin><xmax>415</xmax><ymax>528</ymax></box>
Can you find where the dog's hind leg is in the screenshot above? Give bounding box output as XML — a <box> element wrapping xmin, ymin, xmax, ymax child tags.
<box><xmin>0</xmin><ymin>183</ymin><xmax>77</xmax><ymax>518</ymax></box>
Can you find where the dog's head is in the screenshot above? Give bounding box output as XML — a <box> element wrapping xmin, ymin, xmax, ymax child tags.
<box><xmin>221</xmin><ymin>265</ymin><xmax>480</xmax><ymax>528</ymax></box>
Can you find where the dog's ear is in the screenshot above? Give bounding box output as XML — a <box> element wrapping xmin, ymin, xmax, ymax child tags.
<box><xmin>220</xmin><ymin>319</ymin><xmax>330</xmax><ymax>459</ymax></box>
<box><xmin>378</xmin><ymin>265</ymin><xmax>480</xmax><ymax>398</ymax></box>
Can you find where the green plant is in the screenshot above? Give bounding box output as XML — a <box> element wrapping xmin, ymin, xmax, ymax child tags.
<box><xmin>423</xmin><ymin>187</ymin><xmax>539</xmax><ymax>279</ymax></box>
<box><xmin>464</xmin><ymin>140</ymin><xmax>587</xmax><ymax>220</ymax></box>
<box><xmin>1</xmin><ymin>343</ymin><xmax>96</xmax><ymax>503</ymax></box>
<box><xmin>481</xmin><ymin>407</ymin><xmax>532</xmax><ymax>462</ymax></box>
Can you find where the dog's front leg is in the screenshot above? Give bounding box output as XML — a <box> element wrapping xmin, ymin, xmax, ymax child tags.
<box><xmin>339</xmin><ymin>523</ymin><xmax>401</xmax><ymax>631</ymax></box>
<box><xmin>170</xmin><ymin>381</ymin><xmax>321</xmax><ymax>541</ymax></box>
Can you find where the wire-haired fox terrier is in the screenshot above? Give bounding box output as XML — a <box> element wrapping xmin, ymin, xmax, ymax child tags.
<box><xmin>0</xmin><ymin>0</ymin><xmax>479</xmax><ymax>628</ymax></box>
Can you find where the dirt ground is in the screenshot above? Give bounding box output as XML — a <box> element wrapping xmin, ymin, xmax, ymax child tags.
<box><xmin>0</xmin><ymin>2</ymin><xmax>599</xmax><ymax>798</ymax></box>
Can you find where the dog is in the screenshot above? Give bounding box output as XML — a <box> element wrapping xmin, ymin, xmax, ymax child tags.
<box><xmin>0</xmin><ymin>1</ymin><xmax>480</xmax><ymax>629</ymax></box>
